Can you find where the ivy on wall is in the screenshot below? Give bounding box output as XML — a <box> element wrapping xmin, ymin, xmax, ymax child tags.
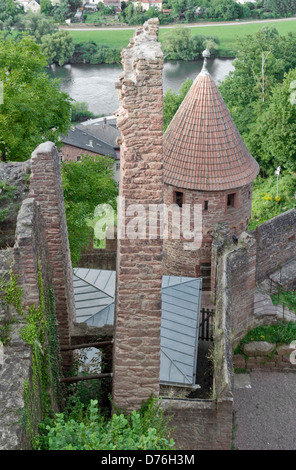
<box><xmin>0</xmin><ymin>265</ymin><xmax>62</xmax><ymax>448</ymax></box>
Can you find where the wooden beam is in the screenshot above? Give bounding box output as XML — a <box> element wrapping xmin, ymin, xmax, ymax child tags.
<box><xmin>60</xmin><ymin>340</ymin><xmax>113</xmax><ymax>351</ymax></box>
<box><xmin>60</xmin><ymin>373</ymin><xmax>113</xmax><ymax>383</ymax></box>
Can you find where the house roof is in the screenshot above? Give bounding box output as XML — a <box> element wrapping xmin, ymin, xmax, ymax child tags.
<box><xmin>73</xmin><ymin>268</ymin><xmax>202</xmax><ymax>387</ymax></box>
<box><xmin>76</xmin><ymin>119</ymin><xmax>120</xmax><ymax>149</ymax></box>
<box><xmin>62</xmin><ymin>125</ymin><xmax>118</xmax><ymax>158</ymax></box>
<box><xmin>163</xmin><ymin>51</ymin><xmax>259</xmax><ymax>192</ymax></box>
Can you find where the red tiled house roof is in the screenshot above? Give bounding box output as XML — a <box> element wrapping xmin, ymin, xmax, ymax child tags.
<box><xmin>163</xmin><ymin>57</ymin><xmax>259</xmax><ymax>192</ymax></box>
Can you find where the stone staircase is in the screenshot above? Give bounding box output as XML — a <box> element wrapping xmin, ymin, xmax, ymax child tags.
<box><xmin>254</xmin><ymin>279</ymin><xmax>296</xmax><ymax>325</ymax></box>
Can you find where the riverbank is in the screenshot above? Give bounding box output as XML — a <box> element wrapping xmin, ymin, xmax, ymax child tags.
<box><xmin>63</xmin><ymin>17</ymin><xmax>296</xmax><ymax>58</ymax></box>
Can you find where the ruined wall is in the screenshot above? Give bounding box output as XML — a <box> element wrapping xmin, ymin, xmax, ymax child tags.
<box><xmin>0</xmin><ymin>160</ymin><xmax>31</xmax><ymax>249</ymax></box>
<box><xmin>212</xmin><ymin>225</ymin><xmax>257</xmax><ymax>348</ymax></box>
<box><xmin>78</xmin><ymin>232</ymin><xmax>117</xmax><ymax>271</ymax></box>
<box><xmin>112</xmin><ymin>19</ymin><xmax>164</xmax><ymax>411</ymax></box>
<box><xmin>0</xmin><ymin>143</ymin><xmax>76</xmax><ymax>449</ymax></box>
<box><xmin>0</xmin><ymin>196</ymin><xmax>59</xmax><ymax>449</ymax></box>
<box><xmin>252</xmin><ymin>209</ymin><xmax>296</xmax><ymax>285</ymax></box>
<box><xmin>29</xmin><ymin>142</ymin><xmax>76</xmax><ymax>368</ymax></box>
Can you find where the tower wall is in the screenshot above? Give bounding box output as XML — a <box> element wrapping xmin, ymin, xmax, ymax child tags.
<box><xmin>163</xmin><ymin>181</ymin><xmax>253</xmax><ymax>279</ymax></box>
<box><xmin>112</xmin><ymin>19</ymin><xmax>164</xmax><ymax>411</ymax></box>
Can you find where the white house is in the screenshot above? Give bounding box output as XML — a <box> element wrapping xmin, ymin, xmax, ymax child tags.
<box><xmin>17</xmin><ymin>0</ymin><xmax>40</xmax><ymax>12</ymax></box>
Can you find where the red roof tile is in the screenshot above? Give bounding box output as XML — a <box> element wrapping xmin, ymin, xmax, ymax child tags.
<box><xmin>163</xmin><ymin>67</ymin><xmax>259</xmax><ymax>191</ymax></box>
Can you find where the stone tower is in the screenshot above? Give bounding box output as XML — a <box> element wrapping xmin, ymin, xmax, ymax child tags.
<box><xmin>163</xmin><ymin>50</ymin><xmax>259</xmax><ymax>289</ymax></box>
<box><xmin>112</xmin><ymin>19</ymin><xmax>164</xmax><ymax>411</ymax></box>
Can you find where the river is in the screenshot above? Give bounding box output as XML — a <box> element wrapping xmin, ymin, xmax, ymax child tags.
<box><xmin>48</xmin><ymin>58</ymin><xmax>234</xmax><ymax>116</ymax></box>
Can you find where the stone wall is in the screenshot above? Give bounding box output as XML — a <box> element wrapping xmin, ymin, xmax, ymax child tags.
<box><xmin>233</xmin><ymin>343</ymin><xmax>296</xmax><ymax>373</ymax></box>
<box><xmin>252</xmin><ymin>209</ymin><xmax>296</xmax><ymax>285</ymax></box>
<box><xmin>29</xmin><ymin>142</ymin><xmax>76</xmax><ymax>369</ymax></box>
<box><xmin>112</xmin><ymin>19</ymin><xmax>164</xmax><ymax>411</ymax></box>
<box><xmin>0</xmin><ymin>198</ymin><xmax>56</xmax><ymax>449</ymax></box>
<box><xmin>78</xmin><ymin>233</ymin><xmax>117</xmax><ymax>271</ymax></box>
<box><xmin>0</xmin><ymin>160</ymin><xmax>31</xmax><ymax>249</ymax></box>
<box><xmin>212</xmin><ymin>225</ymin><xmax>257</xmax><ymax>348</ymax></box>
<box><xmin>0</xmin><ymin>143</ymin><xmax>76</xmax><ymax>449</ymax></box>
<box><xmin>162</xmin><ymin>396</ymin><xmax>233</xmax><ymax>450</ymax></box>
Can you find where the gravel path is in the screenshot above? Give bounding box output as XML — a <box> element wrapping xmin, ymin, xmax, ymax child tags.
<box><xmin>233</xmin><ymin>371</ymin><xmax>296</xmax><ymax>450</ymax></box>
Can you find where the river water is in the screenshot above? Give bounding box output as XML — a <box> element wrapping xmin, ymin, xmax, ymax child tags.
<box><xmin>48</xmin><ymin>58</ymin><xmax>234</xmax><ymax>116</ymax></box>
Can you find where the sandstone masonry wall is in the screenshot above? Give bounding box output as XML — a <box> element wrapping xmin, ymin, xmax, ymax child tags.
<box><xmin>112</xmin><ymin>19</ymin><xmax>164</xmax><ymax>411</ymax></box>
<box><xmin>29</xmin><ymin>142</ymin><xmax>76</xmax><ymax>369</ymax></box>
<box><xmin>212</xmin><ymin>225</ymin><xmax>257</xmax><ymax>348</ymax></box>
<box><xmin>253</xmin><ymin>209</ymin><xmax>296</xmax><ymax>284</ymax></box>
<box><xmin>162</xmin><ymin>397</ymin><xmax>233</xmax><ymax>450</ymax></box>
<box><xmin>0</xmin><ymin>144</ymin><xmax>76</xmax><ymax>448</ymax></box>
<box><xmin>0</xmin><ymin>198</ymin><xmax>55</xmax><ymax>449</ymax></box>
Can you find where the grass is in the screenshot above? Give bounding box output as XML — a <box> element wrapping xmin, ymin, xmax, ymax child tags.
<box><xmin>69</xmin><ymin>29</ymin><xmax>136</xmax><ymax>49</ymax></box>
<box><xmin>234</xmin><ymin>321</ymin><xmax>296</xmax><ymax>355</ymax></box>
<box><xmin>186</xmin><ymin>19</ymin><xmax>296</xmax><ymax>56</ymax></box>
<box><xmin>248</xmin><ymin>172</ymin><xmax>296</xmax><ymax>230</ymax></box>
<box><xmin>68</xmin><ymin>19</ymin><xmax>296</xmax><ymax>56</ymax></box>
<box><xmin>271</xmin><ymin>290</ymin><xmax>296</xmax><ymax>313</ymax></box>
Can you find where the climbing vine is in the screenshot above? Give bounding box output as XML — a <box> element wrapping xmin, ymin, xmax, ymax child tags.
<box><xmin>0</xmin><ymin>180</ymin><xmax>17</xmax><ymax>223</ymax></box>
<box><xmin>0</xmin><ymin>265</ymin><xmax>62</xmax><ymax>447</ymax></box>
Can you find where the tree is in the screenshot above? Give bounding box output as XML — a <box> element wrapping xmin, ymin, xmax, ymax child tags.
<box><xmin>0</xmin><ymin>36</ymin><xmax>72</xmax><ymax>162</ymax></box>
<box><xmin>51</xmin><ymin>0</ymin><xmax>71</xmax><ymax>22</ymax></box>
<box><xmin>61</xmin><ymin>154</ymin><xmax>118</xmax><ymax>265</ymax></box>
<box><xmin>68</xmin><ymin>0</ymin><xmax>82</xmax><ymax>12</ymax></box>
<box><xmin>41</xmin><ymin>30</ymin><xmax>75</xmax><ymax>66</ymax></box>
<box><xmin>245</xmin><ymin>68</ymin><xmax>296</xmax><ymax>173</ymax></box>
<box><xmin>263</xmin><ymin>0</ymin><xmax>296</xmax><ymax>17</ymax></box>
<box><xmin>70</xmin><ymin>101</ymin><xmax>97</xmax><ymax>122</ymax></box>
<box><xmin>207</xmin><ymin>0</ymin><xmax>241</xmax><ymax>20</ymax></box>
<box><xmin>40</xmin><ymin>0</ymin><xmax>52</xmax><ymax>15</ymax></box>
<box><xmin>163</xmin><ymin>78</ymin><xmax>192</xmax><ymax>130</ymax></box>
<box><xmin>18</xmin><ymin>11</ymin><xmax>57</xmax><ymax>42</ymax></box>
<box><xmin>162</xmin><ymin>26</ymin><xmax>219</xmax><ymax>61</ymax></box>
<box><xmin>219</xmin><ymin>27</ymin><xmax>296</xmax><ymax>137</ymax></box>
<box><xmin>5</xmin><ymin>0</ymin><xmax>16</xmax><ymax>16</ymax></box>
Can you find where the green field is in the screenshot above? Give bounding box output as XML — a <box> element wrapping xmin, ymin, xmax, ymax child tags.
<box><xmin>68</xmin><ymin>19</ymin><xmax>296</xmax><ymax>56</ymax></box>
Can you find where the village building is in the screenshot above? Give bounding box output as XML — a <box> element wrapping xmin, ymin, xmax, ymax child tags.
<box><xmin>141</xmin><ymin>0</ymin><xmax>162</xmax><ymax>11</ymax></box>
<box><xmin>17</xmin><ymin>0</ymin><xmax>40</xmax><ymax>13</ymax></box>
<box><xmin>60</xmin><ymin>116</ymin><xmax>121</xmax><ymax>183</ymax></box>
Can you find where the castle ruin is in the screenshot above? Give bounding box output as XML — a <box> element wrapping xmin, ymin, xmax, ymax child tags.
<box><xmin>0</xmin><ymin>18</ymin><xmax>295</xmax><ymax>450</ymax></box>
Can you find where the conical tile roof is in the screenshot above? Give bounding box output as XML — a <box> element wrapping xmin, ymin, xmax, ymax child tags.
<box><xmin>163</xmin><ymin>54</ymin><xmax>259</xmax><ymax>192</ymax></box>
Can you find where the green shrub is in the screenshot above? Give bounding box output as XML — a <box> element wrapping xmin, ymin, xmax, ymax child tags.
<box><xmin>35</xmin><ymin>396</ymin><xmax>176</xmax><ymax>450</ymax></box>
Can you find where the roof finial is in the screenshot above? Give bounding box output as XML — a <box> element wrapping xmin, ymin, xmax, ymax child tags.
<box><xmin>201</xmin><ymin>48</ymin><xmax>211</xmax><ymax>75</ymax></box>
